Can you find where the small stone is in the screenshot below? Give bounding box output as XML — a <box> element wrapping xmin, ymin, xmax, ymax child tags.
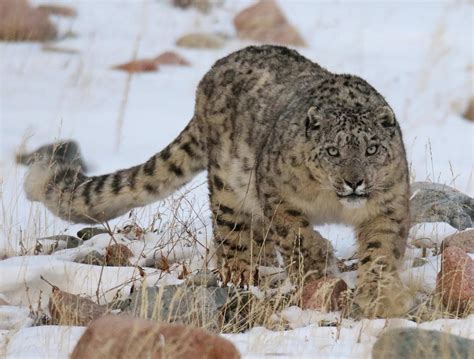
<box><xmin>233</xmin><ymin>0</ymin><xmax>306</xmax><ymax>47</ymax></box>
<box><xmin>372</xmin><ymin>328</ymin><xmax>474</xmax><ymax>359</ymax></box>
<box><xmin>70</xmin><ymin>315</ymin><xmax>240</xmax><ymax>359</ymax></box>
<box><xmin>410</xmin><ymin>237</ymin><xmax>436</xmax><ymax>257</ymax></box>
<box><xmin>80</xmin><ymin>251</ymin><xmax>106</xmax><ymax>266</ymax></box>
<box><xmin>172</xmin><ymin>0</ymin><xmax>212</xmax><ymax>13</ymax></box>
<box><xmin>113</xmin><ymin>52</ymin><xmax>190</xmax><ymax>73</ymax></box>
<box><xmin>77</xmin><ymin>227</ymin><xmax>108</xmax><ymax>241</ymax></box>
<box><xmin>463</xmin><ymin>97</ymin><xmax>474</xmax><ymax>122</ymax></box>
<box><xmin>154</xmin><ymin>51</ymin><xmax>190</xmax><ymax>66</ymax></box>
<box><xmin>301</xmin><ymin>277</ymin><xmax>349</xmax><ymax>312</ymax></box>
<box><xmin>412</xmin><ymin>257</ymin><xmax>428</xmax><ymax>268</ymax></box>
<box><xmin>65</xmin><ymin>237</ymin><xmax>82</xmax><ymax>249</ymax></box>
<box><xmin>0</xmin><ymin>0</ymin><xmax>57</xmax><ymax>41</ymax></box>
<box><xmin>184</xmin><ymin>270</ymin><xmax>219</xmax><ymax>287</ymax></box>
<box><xmin>37</xmin><ymin>4</ymin><xmax>77</xmax><ymax>17</ymax></box>
<box><xmin>410</xmin><ymin>237</ymin><xmax>436</xmax><ymax>249</ymax></box>
<box><xmin>436</xmin><ymin>246</ymin><xmax>474</xmax><ymax>314</ymax></box>
<box><xmin>49</xmin><ymin>288</ymin><xmax>107</xmax><ymax>326</ymax></box>
<box><xmin>105</xmin><ymin>244</ymin><xmax>133</xmax><ymax>266</ymax></box>
<box><xmin>113</xmin><ymin>59</ymin><xmax>159</xmax><ymax>73</ymax></box>
<box><xmin>39</xmin><ymin>235</ymin><xmax>82</xmax><ymax>249</ymax></box>
<box><xmin>176</xmin><ymin>33</ymin><xmax>225</xmax><ymax>49</ymax></box>
<box><xmin>441</xmin><ymin>229</ymin><xmax>474</xmax><ymax>254</ymax></box>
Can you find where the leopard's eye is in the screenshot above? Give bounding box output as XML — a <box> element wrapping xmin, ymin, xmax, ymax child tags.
<box><xmin>327</xmin><ymin>147</ymin><xmax>339</xmax><ymax>157</ymax></box>
<box><xmin>366</xmin><ymin>145</ymin><xmax>379</xmax><ymax>156</ymax></box>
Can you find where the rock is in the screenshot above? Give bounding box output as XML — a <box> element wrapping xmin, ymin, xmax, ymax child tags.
<box><xmin>80</xmin><ymin>251</ymin><xmax>106</xmax><ymax>266</ymax></box>
<box><xmin>70</xmin><ymin>315</ymin><xmax>240</xmax><ymax>359</ymax></box>
<box><xmin>172</xmin><ymin>0</ymin><xmax>212</xmax><ymax>13</ymax></box>
<box><xmin>412</xmin><ymin>257</ymin><xmax>428</xmax><ymax>268</ymax></box>
<box><xmin>77</xmin><ymin>227</ymin><xmax>108</xmax><ymax>241</ymax></box>
<box><xmin>410</xmin><ymin>181</ymin><xmax>474</xmax><ymax>230</ymax></box>
<box><xmin>105</xmin><ymin>244</ymin><xmax>133</xmax><ymax>266</ymax></box>
<box><xmin>113</xmin><ymin>51</ymin><xmax>190</xmax><ymax>73</ymax></box>
<box><xmin>410</xmin><ymin>237</ymin><xmax>436</xmax><ymax>257</ymax></box>
<box><xmin>441</xmin><ymin>229</ymin><xmax>474</xmax><ymax>254</ymax></box>
<box><xmin>372</xmin><ymin>328</ymin><xmax>474</xmax><ymax>359</ymax></box>
<box><xmin>184</xmin><ymin>270</ymin><xmax>219</xmax><ymax>287</ymax></box>
<box><xmin>16</xmin><ymin>140</ymin><xmax>87</xmax><ymax>171</ymax></box>
<box><xmin>154</xmin><ymin>51</ymin><xmax>190</xmax><ymax>66</ymax></box>
<box><xmin>301</xmin><ymin>277</ymin><xmax>348</xmax><ymax>312</ymax></box>
<box><xmin>176</xmin><ymin>33</ymin><xmax>225</xmax><ymax>49</ymax></box>
<box><xmin>125</xmin><ymin>285</ymin><xmax>235</xmax><ymax>332</ymax></box>
<box><xmin>0</xmin><ymin>0</ymin><xmax>57</xmax><ymax>41</ymax></box>
<box><xmin>49</xmin><ymin>288</ymin><xmax>107</xmax><ymax>326</ymax></box>
<box><xmin>64</xmin><ymin>236</ymin><xmax>82</xmax><ymax>249</ymax></box>
<box><xmin>37</xmin><ymin>235</ymin><xmax>83</xmax><ymax>253</ymax></box>
<box><xmin>233</xmin><ymin>0</ymin><xmax>306</xmax><ymax>47</ymax></box>
<box><xmin>436</xmin><ymin>246</ymin><xmax>474</xmax><ymax>314</ymax></box>
<box><xmin>463</xmin><ymin>97</ymin><xmax>474</xmax><ymax>122</ymax></box>
<box><xmin>410</xmin><ymin>237</ymin><xmax>436</xmax><ymax>249</ymax></box>
<box><xmin>113</xmin><ymin>59</ymin><xmax>159</xmax><ymax>73</ymax></box>
<box><xmin>37</xmin><ymin>4</ymin><xmax>77</xmax><ymax>17</ymax></box>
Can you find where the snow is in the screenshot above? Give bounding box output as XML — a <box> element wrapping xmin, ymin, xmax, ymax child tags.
<box><xmin>1</xmin><ymin>0</ymin><xmax>473</xmax><ymax>358</ymax></box>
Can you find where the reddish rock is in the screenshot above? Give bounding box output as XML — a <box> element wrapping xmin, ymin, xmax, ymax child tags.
<box><xmin>49</xmin><ymin>288</ymin><xmax>107</xmax><ymax>326</ymax></box>
<box><xmin>154</xmin><ymin>51</ymin><xmax>190</xmax><ymax>66</ymax></box>
<box><xmin>70</xmin><ymin>315</ymin><xmax>241</xmax><ymax>359</ymax></box>
<box><xmin>302</xmin><ymin>277</ymin><xmax>348</xmax><ymax>312</ymax></box>
<box><xmin>114</xmin><ymin>52</ymin><xmax>190</xmax><ymax>73</ymax></box>
<box><xmin>105</xmin><ymin>244</ymin><xmax>133</xmax><ymax>266</ymax></box>
<box><xmin>234</xmin><ymin>0</ymin><xmax>306</xmax><ymax>47</ymax></box>
<box><xmin>436</xmin><ymin>246</ymin><xmax>474</xmax><ymax>314</ymax></box>
<box><xmin>442</xmin><ymin>229</ymin><xmax>474</xmax><ymax>254</ymax></box>
<box><xmin>37</xmin><ymin>4</ymin><xmax>77</xmax><ymax>17</ymax></box>
<box><xmin>113</xmin><ymin>59</ymin><xmax>159</xmax><ymax>73</ymax></box>
<box><xmin>463</xmin><ymin>98</ymin><xmax>474</xmax><ymax>122</ymax></box>
<box><xmin>0</xmin><ymin>0</ymin><xmax>57</xmax><ymax>41</ymax></box>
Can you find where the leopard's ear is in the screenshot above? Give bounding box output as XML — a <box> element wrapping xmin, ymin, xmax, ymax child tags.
<box><xmin>305</xmin><ymin>107</ymin><xmax>323</xmax><ymax>137</ymax></box>
<box><xmin>375</xmin><ymin>106</ymin><xmax>396</xmax><ymax>128</ymax></box>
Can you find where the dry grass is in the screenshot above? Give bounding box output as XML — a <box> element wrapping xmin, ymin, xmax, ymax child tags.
<box><xmin>1</xmin><ymin>170</ymin><xmax>472</xmax><ymax>334</ymax></box>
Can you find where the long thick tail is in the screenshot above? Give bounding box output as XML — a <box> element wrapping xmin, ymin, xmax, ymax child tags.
<box><xmin>23</xmin><ymin>120</ymin><xmax>207</xmax><ymax>224</ymax></box>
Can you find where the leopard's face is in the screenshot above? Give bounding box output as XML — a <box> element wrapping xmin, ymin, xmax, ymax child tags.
<box><xmin>304</xmin><ymin>105</ymin><xmax>404</xmax><ymax>208</ymax></box>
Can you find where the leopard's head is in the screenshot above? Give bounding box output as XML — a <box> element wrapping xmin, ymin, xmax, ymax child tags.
<box><xmin>304</xmin><ymin>104</ymin><xmax>406</xmax><ymax>208</ymax></box>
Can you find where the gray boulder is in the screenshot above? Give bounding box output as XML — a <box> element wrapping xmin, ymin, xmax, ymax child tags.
<box><xmin>411</xmin><ymin>182</ymin><xmax>474</xmax><ymax>230</ymax></box>
<box><xmin>373</xmin><ymin>328</ymin><xmax>474</xmax><ymax>359</ymax></box>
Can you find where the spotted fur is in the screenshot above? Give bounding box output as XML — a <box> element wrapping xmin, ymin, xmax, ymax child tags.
<box><xmin>24</xmin><ymin>45</ymin><xmax>411</xmax><ymax>317</ymax></box>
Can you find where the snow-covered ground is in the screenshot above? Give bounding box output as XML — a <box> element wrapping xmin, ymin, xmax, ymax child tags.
<box><xmin>1</xmin><ymin>0</ymin><xmax>473</xmax><ymax>358</ymax></box>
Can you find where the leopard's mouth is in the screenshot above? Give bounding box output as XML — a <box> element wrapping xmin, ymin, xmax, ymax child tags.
<box><xmin>336</xmin><ymin>192</ymin><xmax>369</xmax><ymax>209</ymax></box>
<box><xmin>336</xmin><ymin>193</ymin><xmax>369</xmax><ymax>200</ymax></box>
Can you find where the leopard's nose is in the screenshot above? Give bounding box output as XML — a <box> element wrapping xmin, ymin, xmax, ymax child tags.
<box><xmin>344</xmin><ymin>179</ymin><xmax>364</xmax><ymax>191</ymax></box>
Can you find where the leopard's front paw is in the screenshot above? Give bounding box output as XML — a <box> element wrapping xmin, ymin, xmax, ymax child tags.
<box><xmin>215</xmin><ymin>260</ymin><xmax>258</xmax><ymax>288</ymax></box>
<box><xmin>352</xmin><ymin>278</ymin><xmax>414</xmax><ymax>318</ymax></box>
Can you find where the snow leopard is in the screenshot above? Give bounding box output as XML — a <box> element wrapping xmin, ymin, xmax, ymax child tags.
<box><xmin>23</xmin><ymin>45</ymin><xmax>412</xmax><ymax>317</ymax></box>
